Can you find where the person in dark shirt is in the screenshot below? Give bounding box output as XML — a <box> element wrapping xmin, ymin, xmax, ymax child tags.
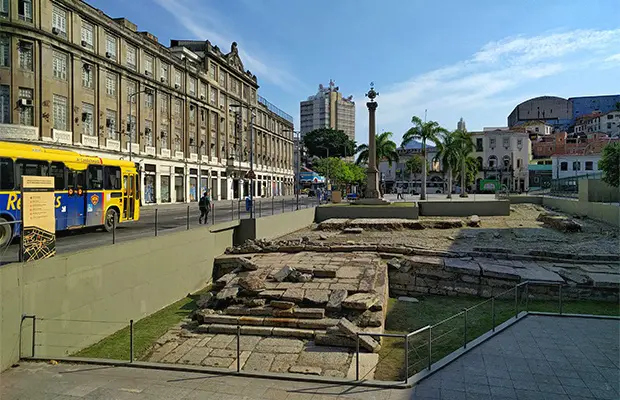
<box><xmin>198</xmin><ymin>191</ymin><xmax>211</xmax><ymax>224</ymax></box>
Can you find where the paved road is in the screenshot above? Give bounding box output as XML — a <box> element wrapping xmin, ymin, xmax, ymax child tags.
<box><xmin>0</xmin><ymin>196</ymin><xmax>318</xmax><ymax>264</ymax></box>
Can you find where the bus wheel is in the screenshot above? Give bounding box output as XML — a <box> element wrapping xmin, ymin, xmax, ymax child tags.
<box><xmin>103</xmin><ymin>209</ymin><xmax>118</xmax><ymax>232</ymax></box>
<box><xmin>0</xmin><ymin>217</ymin><xmax>12</xmax><ymax>247</ymax></box>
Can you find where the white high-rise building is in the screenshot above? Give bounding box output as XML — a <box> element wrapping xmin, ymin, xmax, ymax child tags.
<box><xmin>299</xmin><ymin>80</ymin><xmax>355</xmax><ymax>145</ymax></box>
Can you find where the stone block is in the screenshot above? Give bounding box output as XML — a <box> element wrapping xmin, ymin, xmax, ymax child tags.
<box><xmin>215</xmin><ymin>272</ymin><xmax>238</xmax><ymax>288</ymax></box>
<box><xmin>556</xmin><ymin>268</ymin><xmax>591</xmax><ymax>285</ymax></box>
<box><xmin>244</xmin><ymin>298</ymin><xmax>266</xmax><ymax>308</ymax></box>
<box><xmin>239</xmin><ymin>273</ymin><xmax>266</xmax><ymax>293</ymax></box>
<box><xmin>537</xmin><ymin>213</ymin><xmax>582</xmax><ymax>232</ymax></box>
<box><xmin>272</xmin><ymin>265</ymin><xmax>293</xmax><ymax>282</ymax></box>
<box><xmin>292</xmin><ymin>308</ymin><xmax>325</xmax><ymax>319</ymax></box>
<box><xmin>444</xmin><ymin>258</ymin><xmax>481</xmax><ymax>276</ymax></box>
<box><xmin>207</xmin><ymin>324</ymin><xmax>238</xmax><ymax>334</ymax></box>
<box><xmin>270</xmin><ymin>300</ymin><xmax>295</xmax><ymax>309</ymax></box>
<box><xmin>282</xmin><ymin>288</ymin><xmax>305</xmax><ymax>303</ymax></box>
<box><xmin>357</xmin><ymin>310</ymin><xmax>383</xmax><ymax>328</ymax></box>
<box><xmin>479</xmin><ymin>262</ymin><xmax>520</xmax><ymax>280</ymax></box>
<box><xmin>515</xmin><ymin>266</ymin><xmax>564</xmax><ymax>283</ymax></box>
<box><xmin>587</xmin><ymin>273</ymin><xmax>620</xmax><ymax>288</ymax></box>
<box><xmin>337</xmin><ymin>318</ymin><xmax>381</xmax><ymax>352</ymax></box>
<box><xmin>468</xmin><ymin>215</ymin><xmax>481</xmax><ymax>227</ymax></box>
<box><xmin>272</xmin><ymin>327</ymin><xmax>315</xmax><ymax>339</ymax></box>
<box><xmin>342</xmin><ymin>227</ymin><xmax>363</xmax><ymax>234</ymax></box>
<box><xmin>305</xmin><ymin>244</ymin><xmax>331</xmax><ymax>252</ymax></box>
<box><xmin>453</xmin><ymin>284</ymin><xmax>478</xmax><ymax>296</ymax></box>
<box><xmin>296</xmin><ymin>318</ymin><xmax>340</xmax><ymax>330</ymax></box>
<box><xmin>238</xmin><ymin>316</ymin><xmax>265</xmax><ymax>326</ymax></box>
<box><xmin>326</xmin><ymin>289</ymin><xmax>348</xmax><ymax>311</ymax></box>
<box><xmin>257</xmin><ymin>290</ymin><xmax>285</xmax><ymax>299</ymax></box>
<box><xmin>264</xmin><ymin>317</ymin><xmax>299</xmax><ymax>328</ymax></box>
<box><xmin>201</xmin><ymin>356</ymin><xmax>235</xmax><ymax>368</ymax></box>
<box><xmin>289</xmin><ymin>365</ymin><xmax>322</xmax><ymax>375</ymax></box>
<box><xmin>315</xmin><ymin>333</ymin><xmax>357</xmax><ymax>348</ymax></box>
<box><xmin>342</xmin><ymin>293</ymin><xmax>380</xmax><ymax>310</ymax></box>
<box><xmin>240</xmin><ymin>325</ymin><xmax>273</xmax><ymax>336</ymax></box>
<box><xmin>313</xmin><ymin>268</ymin><xmax>337</xmax><ymax>278</ymax></box>
<box><xmin>216</xmin><ymin>286</ymin><xmax>239</xmax><ymax>302</ymax></box>
<box><xmin>196</xmin><ymin>292</ymin><xmax>215</xmax><ymax>309</ymax></box>
<box><xmin>272</xmin><ymin>308</ymin><xmax>295</xmax><ymax>317</ymax></box>
<box><xmin>201</xmin><ymin>315</ymin><xmax>239</xmax><ymax>325</ymax></box>
<box><xmin>238</xmin><ymin>257</ymin><xmax>260</xmax><ymax>271</ymax></box>
<box><xmin>303</xmin><ymin>289</ymin><xmax>331</xmax><ymax>305</ymax></box>
<box><xmin>270</xmin><ymin>354</ymin><xmax>300</xmax><ymax>373</ymax></box>
<box><xmin>398</xmin><ymin>296</ymin><xmax>419</xmax><ymax>303</ymax></box>
<box><xmin>243</xmin><ymin>353</ymin><xmax>275</xmax><ymax>371</ymax></box>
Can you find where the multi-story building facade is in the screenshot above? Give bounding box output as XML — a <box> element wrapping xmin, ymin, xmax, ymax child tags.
<box><xmin>574</xmin><ymin>111</ymin><xmax>620</xmax><ymax>137</ymax></box>
<box><xmin>470</xmin><ymin>129</ymin><xmax>531</xmax><ymax>192</ymax></box>
<box><xmin>551</xmin><ymin>154</ymin><xmax>602</xmax><ymax>180</ymax></box>
<box><xmin>299</xmin><ymin>80</ymin><xmax>355</xmax><ymax>155</ymax></box>
<box><xmin>0</xmin><ymin>0</ymin><xmax>295</xmax><ymax>204</ymax></box>
<box><xmin>532</xmin><ymin>132</ymin><xmax>619</xmax><ymax>159</ymax></box>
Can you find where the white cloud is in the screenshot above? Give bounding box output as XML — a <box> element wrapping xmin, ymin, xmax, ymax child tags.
<box><xmin>152</xmin><ymin>0</ymin><xmax>302</xmax><ymax>93</ymax></box>
<box><xmin>354</xmin><ymin>29</ymin><xmax>620</xmax><ymax>145</ymax></box>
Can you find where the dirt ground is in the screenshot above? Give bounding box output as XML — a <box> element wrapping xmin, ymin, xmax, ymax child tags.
<box><xmin>280</xmin><ymin>204</ymin><xmax>620</xmax><ymax>256</ymax></box>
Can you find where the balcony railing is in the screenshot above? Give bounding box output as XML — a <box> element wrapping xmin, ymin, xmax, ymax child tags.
<box><xmin>258</xmin><ymin>95</ymin><xmax>293</xmax><ymax>124</ymax></box>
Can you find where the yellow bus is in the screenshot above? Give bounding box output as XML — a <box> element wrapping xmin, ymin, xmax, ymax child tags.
<box><xmin>0</xmin><ymin>140</ymin><xmax>140</xmax><ymax>246</ymax></box>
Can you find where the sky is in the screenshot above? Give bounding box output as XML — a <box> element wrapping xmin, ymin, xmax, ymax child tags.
<box><xmin>85</xmin><ymin>0</ymin><xmax>620</xmax><ymax>146</ymax></box>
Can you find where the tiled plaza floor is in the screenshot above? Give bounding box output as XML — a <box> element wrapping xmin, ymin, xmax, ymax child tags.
<box><xmin>412</xmin><ymin>315</ymin><xmax>619</xmax><ymax>400</ymax></box>
<box><xmin>1</xmin><ymin>315</ymin><xmax>617</xmax><ymax>399</ymax></box>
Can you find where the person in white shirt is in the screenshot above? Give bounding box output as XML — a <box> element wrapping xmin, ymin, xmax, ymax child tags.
<box><xmin>396</xmin><ymin>186</ymin><xmax>404</xmax><ymax>200</ymax></box>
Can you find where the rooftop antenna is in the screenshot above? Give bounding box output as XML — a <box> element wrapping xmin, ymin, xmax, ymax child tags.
<box><xmin>424</xmin><ymin>109</ymin><xmax>427</xmax><ymax>123</ymax></box>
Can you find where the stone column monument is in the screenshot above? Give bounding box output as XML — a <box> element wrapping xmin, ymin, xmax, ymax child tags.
<box><xmin>357</xmin><ymin>83</ymin><xmax>391</xmax><ymax>204</ymax></box>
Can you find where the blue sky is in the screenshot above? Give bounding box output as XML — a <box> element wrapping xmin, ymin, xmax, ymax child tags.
<box><xmin>86</xmin><ymin>0</ymin><xmax>620</xmax><ymax>146</ymax></box>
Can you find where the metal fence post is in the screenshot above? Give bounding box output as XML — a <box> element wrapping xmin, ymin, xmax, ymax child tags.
<box><xmin>514</xmin><ymin>285</ymin><xmax>518</xmax><ymax>319</ymax></box>
<box><xmin>281</xmin><ymin>198</ymin><xmax>284</xmax><ymax>213</ymax></box>
<box><xmin>463</xmin><ymin>309</ymin><xmax>468</xmax><ymax>348</ymax></box>
<box><xmin>237</xmin><ymin>200</ymin><xmax>241</xmax><ymax>220</ymax></box>
<box><xmin>427</xmin><ymin>326</ymin><xmax>432</xmax><ymax>370</ymax></box>
<box><xmin>271</xmin><ymin>196</ymin><xmax>274</xmax><ymax>215</ymax></box>
<box><xmin>491</xmin><ymin>297</ymin><xmax>496</xmax><ymax>332</ymax></box>
<box><xmin>186</xmin><ymin>205</ymin><xmax>190</xmax><ymax>230</ymax></box>
<box><xmin>559</xmin><ymin>284</ymin><xmax>563</xmax><ymax>315</ymax></box>
<box><xmin>211</xmin><ymin>204</ymin><xmax>215</xmax><ymax>225</ymax></box>
<box><xmin>112</xmin><ymin>216</ymin><xmax>116</xmax><ymax>244</ymax></box>
<box><xmin>32</xmin><ymin>316</ymin><xmax>36</xmax><ymax>357</ymax></box>
<box><xmin>231</xmin><ymin>200</ymin><xmax>234</xmax><ymax>221</ymax></box>
<box><xmin>129</xmin><ymin>319</ymin><xmax>134</xmax><ymax>362</ymax></box>
<box><xmin>155</xmin><ymin>209</ymin><xmax>158</xmax><ymax>236</ymax></box>
<box><xmin>236</xmin><ymin>325</ymin><xmax>241</xmax><ymax>373</ymax></box>
<box><xmin>355</xmin><ymin>333</ymin><xmax>360</xmax><ymax>380</ymax></box>
<box><xmin>525</xmin><ymin>283</ymin><xmax>529</xmax><ymax>312</ymax></box>
<box><xmin>404</xmin><ymin>335</ymin><xmax>409</xmax><ymax>384</ymax></box>
<box><xmin>258</xmin><ymin>199</ymin><xmax>261</xmax><ymax>218</ymax></box>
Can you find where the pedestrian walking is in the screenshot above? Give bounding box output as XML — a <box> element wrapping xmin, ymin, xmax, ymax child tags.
<box><xmin>245</xmin><ymin>194</ymin><xmax>252</xmax><ymax>212</ymax></box>
<box><xmin>396</xmin><ymin>186</ymin><xmax>404</xmax><ymax>200</ymax></box>
<box><xmin>198</xmin><ymin>190</ymin><xmax>211</xmax><ymax>224</ymax></box>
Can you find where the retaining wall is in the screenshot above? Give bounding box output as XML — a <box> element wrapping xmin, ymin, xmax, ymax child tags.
<box><xmin>419</xmin><ymin>200</ymin><xmax>510</xmax><ymax>217</ymax></box>
<box><xmin>315</xmin><ymin>205</ymin><xmax>419</xmax><ymax>223</ymax></box>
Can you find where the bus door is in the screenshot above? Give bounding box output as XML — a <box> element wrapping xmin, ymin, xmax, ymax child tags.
<box><xmin>66</xmin><ymin>170</ymin><xmax>87</xmax><ymax>228</ymax></box>
<box><xmin>123</xmin><ymin>173</ymin><xmax>136</xmax><ymax>220</ymax></box>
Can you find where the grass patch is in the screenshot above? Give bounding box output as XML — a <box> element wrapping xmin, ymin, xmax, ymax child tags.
<box><xmin>75</xmin><ymin>287</ymin><xmax>210</xmax><ymax>361</ymax></box>
<box><xmin>374</xmin><ymin>295</ymin><xmax>619</xmax><ymax>381</ymax></box>
<box><xmin>320</xmin><ymin>202</ymin><xmax>417</xmax><ymax>207</ymax></box>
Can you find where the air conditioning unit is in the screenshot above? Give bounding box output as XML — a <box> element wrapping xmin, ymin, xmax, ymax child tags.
<box><xmin>145</xmin><ymin>70</ymin><xmax>150</xmax><ymax>76</ymax></box>
<box><xmin>160</xmin><ymin>77</ymin><xmax>166</xmax><ymax>83</ymax></box>
<box><xmin>82</xmin><ymin>112</ymin><xmax>89</xmax><ymax>122</ymax></box>
<box><xmin>219</xmin><ymin>105</ymin><xmax>224</xmax><ymax>110</ymax></box>
<box><xmin>18</xmin><ymin>99</ymin><xmax>34</xmax><ymax>107</ymax></box>
<box><xmin>106</xmin><ymin>118</ymin><xmax>112</xmax><ymax>128</ymax></box>
<box><xmin>81</xmin><ymin>40</ymin><xmax>88</xmax><ymax>47</ymax></box>
<box><xmin>145</xmin><ymin>127</ymin><xmax>151</xmax><ymax>134</ymax></box>
<box><xmin>105</xmin><ymin>52</ymin><xmax>112</xmax><ymax>58</ymax></box>
<box><xmin>200</xmin><ymin>95</ymin><xmax>205</xmax><ymax>100</ymax></box>
<box><xmin>83</xmin><ymin>64</ymin><xmax>91</xmax><ymax>71</ymax></box>
<box><xmin>52</xmin><ymin>27</ymin><xmax>60</xmax><ymax>35</ymax></box>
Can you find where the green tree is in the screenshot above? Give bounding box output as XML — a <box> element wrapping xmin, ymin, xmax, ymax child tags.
<box><xmin>355</xmin><ymin>131</ymin><xmax>399</xmax><ymax>167</ymax></box>
<box><xmin>314</xmin><ymin>158</ymin><xmax>366</xmax><ymax>190</ymax></box>
<box><xmin>434</xmin><ymin>131</ymin><xmax>460</xmax><ymax>198</ymax></box>
<box><xmin>455</xmin><ymin>156</ymin><xmax>480</xmax><ymax>191</ymax></box>
<box><xmin>405</xmin><ymin>154</ymin><xmax>425</xmax><ymax>189</ymax></box>
<box><xmin>302</xmin><ymin>128</ymin><xmax>356</xmax><ymax>159</ymax></box>
<box><xmin>599</xmin><ymin>142</ymin><xmax>620</xmax><ymax>187</ymax></box>
<box><xmin>454</xmin><ymin>130</ymin><xmax>475</xmax><ymax>197</ymax></box>
<box><xmin>402</xmin><ymin>117</ymin><xmax>449</xmax><ymax>200</ymax></box>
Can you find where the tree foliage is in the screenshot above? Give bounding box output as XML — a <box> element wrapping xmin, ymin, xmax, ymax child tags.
<box><xmin>302</xmin><ymin>128</ymin><xmax>356</xmax><ymax>159</ymax></box>
<box><xmin>313</xmin><ymin>158</ymin><xmax>366</xmax><ymax>190</ymax></box>
<box><xmin>405</xmin><ymin>155</ymin><xmax>425</xmax><ymax>176</ymax></box>
<box><xmin>599</xmin><ymin>142</ymin><xmax>620</xmax><ymax>187</ymax></box>
<box><xmin>355</xmin><ymin>131</ymin><xmax>399</xmax><ymax>167</ymax></box>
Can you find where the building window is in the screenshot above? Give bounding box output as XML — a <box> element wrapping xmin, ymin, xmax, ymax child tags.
<box><xmin>105</xmin><ymin>33</ymin><xmax>117</xmax><ymax>60</ymax></box>
<box><xmin>219</xmin><ymin>71</ymin><xmax>226</xmax><ymax>88</ymax></box>
<box><xmin>572</xmin><ymin>161</ymin><xmax>581</xmax><ymax>171</ymax></box>
<box><xmin>209</xmin><ymin>87</ymin><xmax>217</xmax><ymax>106</ymax></box>
<box><xmin>502</xmin><ymin>137</ymin><xmax>510</xmax><ymax>148</ymax></box>
<box><xmin>560</xmin><ymin>161</ymin><xmax>568</xmax><ymax>171</ymax></box>
<box><xmin>230</xmin><ymin>78</ymin><xmax>238</xmax><ymax>96</ymax></box>
<box><xmin>105</xmin><ymin>73</ymin><xmax>116</xmax><ymax>96</ymax></box>
<box><xmin>489</xmin><ymin>138</ymin><xmax>496</xmax><ymax>148</ymax></box>
<box><xmin>81</xmin><ymin>20</ymin><xmax>94</xmax><ymax>49</ymax></box>
<box><xmin>106</xmin><ymin>109</ymin><xmax>117</xmax><ymax>139</ymax></box>
<box><xmin>199</xmin><ymin>82</ymin><xmax>206</xmax><ymax>99</ymax></box>
<box><xmin>219</xmin><ymin>93</ymin><xmax>226</xmax><ymax>109</ymax></box>
<box><xmin>126</xmin><ymin>115</ymin><xmax>136</xmax><ymax>141</ymax></box>
<box><xmin>53</xmin><ymin>94</ymin><xmax>67</xmax><ymax>130</ymax></box>
<box><xmin>1</xmin><ymin>0</ymin><xmax>8</xmax><ymax>18</ymax></box>
<box><xmin>160</xmin><ymin>124</ymin><xmax>168</xmax><ymax>148</ymax></box>
<box><xmin>82</xmin><ymin>64</ymin><xmax>93</xmax><ymax>88</ymax></box>
<box><xmin>516</xmin><ymin>158</ymin><xmax>522</xmax><ymax>169</ymax></box>
<box><xmin>174</xmin><ymin>99</ymin><xmax>181</xmax><ymax>116</ymax></box>
<box><xmin>0</xmin><ymin>85</ymin><xmax>9</xmax><ymax>123</ymax></box>
<box><xmin>18</xmin><ymin>0</ymin><xmax>32</xmax><ymax>22</ymax></box>
<box><xmin>18</xmin><ymin>41</ymin><xmax>32</xmax><ymax>70</ymax></box>
<box><xmin>475</xmin><ymin>138</ymin><xmax>483</xmax><ymax>152</ymax></box>
<box><xmin>607</xmin><ymin>123</ymin><xmax>612</xmax><ymax>129</ymax></box>
<box><xmin>52</xmin><ymin>5</ymin><xmax>67</xmax><ymax>37</ymax></box>
<box><xmin>189</xmin><ymin>78</ymin><xmax>196</xmax><ymax>96</ymax></box>
<box><xmin>52</xmin><ymin>51</ymin><xmax>67</xmax><ymax>80</ymax></box>
<box><xmin>160</xmin><ymin>63</ymin><xmax>168</xmax><ymax>83</ymax></box>
<box><xmin>242</xmin><ymin>85</ymin><xmax>249</xmax><ymax>101</ymax></box>
<box><xmin>82</xmin><ymin>103</ymin><xmax>94</xmax><ymax>136</ymax></box>
<box><xmin>160</xmin><ymin>94</ymin><xmax>168</xmax><ymax>115</ymax></box>
<box><xmin>174</xmin><ymin>69</ymin><xmax>182</xmax><ymax>88</ymax></box>
<box><xmin>127</xmin><ymin>81</ymin><xmax>137</xmax><ymax>103</ymax></box>
<box><xmin>18</xmin><ymin>88</ymin><xmax>33</xmax><ymax>126</ymax></box>
<box><xmin>585</xmin><ymin>161</ymin><xmax>593</xmax><ymax>171</ymax></box>
<box><xmin>144</xmin><ymin>54</ymin><xmax>153</xmax><ymax>75</ymax></box>
<box><xmin>126</xmin><ymin>45</ymin><xmax>136</xmax><ymax>70</ymax></box>
<box><xmin>488</xmin><ymin>155</ymin><xmax>497</xmax><ymax>168</ymax></box>
<box><xmin>200</xmin><ymin>131</ymin><xmax>207</xmax><ymax>155</ymax></box>
<box><xmin>145</xmin><ymin>91</ymin><xmax>154</xmax><ymax>109</ymax></box>
<box><xmin>144</xmin><ymin>120</ymin><xmax>153</xmax><ymax>146</ymax></box>
<box><xmin>189</xmin><ymin>105</ymin><xmax>195</xmax><ymax>123</ymax></box>
<box><xmin>208</xmin><ymin>62</ymin><xmax>217</xmax><ymax>81</ymax></box>
<box><xmin>0</xmin><ymin>35</ymin><xmax>8</xmax><ymax>67</ymax></box>
<box><xmin>174</xmin><ymin>128</ymin><xmax>182</xmax><ymax>151</ymax></box>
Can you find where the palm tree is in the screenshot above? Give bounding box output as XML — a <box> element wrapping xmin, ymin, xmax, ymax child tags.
<box><xmin>454</xmin><ymin>129</ymin><xmax>475</xmax><ymax>197</ymax></box>
<box><xmin>434</xmin><ymin>131</ymin><xmax>460</xmax><ymax>199</ymax></box>
<box><xmin>355</xmin><ymin>131</ymin><xmax>399</xmax><ymax>168</ymax></box>
<box><xmin>402</xmin><ymin>116</ymin><xmax>448</xmax><ymax>200</ymax></box>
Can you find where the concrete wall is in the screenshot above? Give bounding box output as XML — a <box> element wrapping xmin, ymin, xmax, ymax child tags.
<box><xmin>419</xmin><ymin>201</ymin><xmax>510</xmax><ymax>217</ymax></box>
<box><xmin>236</xmin><ymin>207</ymin><xmax>316</xmax><ymax>244</ymax></box>
<box><xmin>315</xmin><ymin>205</ymin><xmax>420</xmax><ymax>223</ymax></box>
<box><xmin>0</xmin><ymin>221</ymin><xmax>238</xmax><ymax>372</ymax></box>
<box><xmin>578</xmin><ymin>179</ymin><xmax>620</xmax><ymax>203</ymax></box>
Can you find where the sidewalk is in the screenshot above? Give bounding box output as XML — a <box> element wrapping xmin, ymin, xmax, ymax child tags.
<box><xmin>141</xmin><ymin>195</ymin><xmax>304</xmax><ymax>214</ymax></box>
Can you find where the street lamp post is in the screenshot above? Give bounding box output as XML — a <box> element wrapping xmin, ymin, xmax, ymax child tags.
<box><xmin>230</xmin><ymin>103</ymin><xmax>256</xmax><ymax>219</ymax></box>
<box><xmin>318</xmin><ymin>145</ymin><xmax>330</xmax><ymax>190</ymax></box>
<box><xmin>284</xmin><ymin>129</ymin><xmax>301</xmax><ymax>210</ymax></box>
<box><xmin>127</xmin><ymin>88</ymin><xmax>154</xmax><ymax>162</ymax></box>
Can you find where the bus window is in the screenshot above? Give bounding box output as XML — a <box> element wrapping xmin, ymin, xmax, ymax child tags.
<box><xmin>49</xmin><ymin>162</ymin><xmax>66</xmax><ymax>190</ymax></box>
<box><xmin>104</xmin><ymin>166</ymin><xmax>121</xmax><ymax>190</ymax></box>
<box><xmin>68</xmin><ymin>171</ymin><xmax>85</xmax><ymax>189</ymax></box>
<box><xmin>87</xmin><ymin>165</ymin><xmax>104</xmax><ymax>190</ymax></box>
<box><xmin>15</xmin><ymin>159</ymin><xmax>49</xmax><ymax>189</ymax></box>
<box><xmin>0</xmin><ymin>158</ymin><xmax>14</xmax><ymax>190</ymax></box>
